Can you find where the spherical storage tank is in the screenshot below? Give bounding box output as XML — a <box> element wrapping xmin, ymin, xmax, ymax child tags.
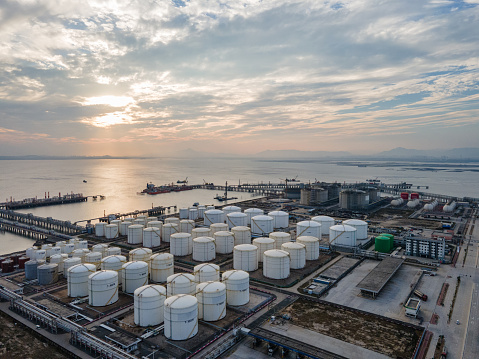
<box><xmin>192</xmin><ymin>237</ymin><xmax>216</xmax><ymax>262</ymax></box>
<box><xmin>68</xmin><ymin>263</ymin><xmax>96</xmax><ymax>297</ymax></box>
<box><xmin>194</xmin><ymin>263</ymin><xmax>220</xmax><ymax>283</ymax></box>
<box><xmin>269</xmin><ymin>232</ymin><xmax>292</xmax><ymax>250</ymax></box>
<box><xmin>134</xmin><ymin>285</ymin><xmax>167</xmax><ymax>327</ymax></box>
<box><xmin>296</xmin><ymin>221</ymin><xmax>321</xmax><ymax>238</ymax></box>
<box><xmin>143</xmin><ymin>227</ymin><xmax>161</xmax><ymax>248</ymax></box>
<box><xmin>105</xmin><ymin>224</ymin><xmax>119</xmax><ymax>239</ymax></box>
<box><xmin>244</xmin><ymin>208</ymin><xmax>264</xmax><ymax>225</ymax></box>
<box><xmin>263</xmin><ymin>250</ymin><xmax>290</xmax><ymax>279</ymax></box>
<box><xmin>297</xmin><ymin>236</ymin><xmax>320</xmax><ymax>260</ymax></box>
<box><xmin>162</xmin><ymin>223</ymin><xmax>179</xmax><ymax>243</ymax></box>
<box><xmin>268</xmin><ymin>211</ymin><xmax>289</xmax><ymax>229</ymax></box>
<box><xmin>170</xmin><ymin>232</ymin><xmax>192</xmax><ymax>256</ymax></box>
<box><xmin>204</xmin><ymin>209</ymin><xmax>224</xmax><ymax>226</ymax></box>
<box><xmin>329</xmin><ymin>224</ymin><xmax>357</xmax><ymax>247</ymax></box>
<box><xmin>311</xmin><ymin>216</ymin><xmax>335</xmax><ymax>236</ymax></box>
<box><xmin>95</xmin><ymin>222</ymin><xmax>106</xmax><ymax>237</ymax></box>
<box><xmin>424</xmin><ymin>200</ymin><xmax>438</xmax><ymax>211</ymax></box>
<box><xmin>222</xmin><ymin>270</ymin><xmax>249</xmax><ymax>306</ymax></box>
<box><xmin>210</xmin><ymin>222</ymin><xmax>228</xmax><ymax>235</ymax></box>
<box><xmin>122</xmin><ymin>261</ymin><xmax>149</xmax><ymax>294</ymax></box>
<box><xmin>226</xmin><ymin>212</ymin><xmax>247</xmax><ymax>229</ymax></box>
<box><xmin>63</xmin><ymin>257</ymin><xmax>82</xmax><ymax>276</ymax></box>
<box><xmin>164</xmin><ymin>294</ymin><xmax>198</xmax><ymax>341</ymax></box>
<box><xmin>192</xmin><ymin>227</ymin><xmax>211</xmax><ymax>238</ymax></box>
<box><xmin>213</xmin><ymin>231</ymin><xmax>234</xmax><ymax>254</ymax></box>
<box><xmin>150</xmin><ymin>253</ymin><xmax>174</xmax><ymax>283</ymax></box>
<box><xmin>251</xmin><ymin>215</ymin><xmax>274</xmax><ymax>235</ymax></box>
<box><xmin>129</xmin><ymin>248</ymin><xmax>152</xmax><ymax>263</ymax></box>
<box><xmin>128</xmin><ymin>224</ymin><xmax>144</xmax><ymax>245</ymax></box>
<box><xmin>37</xmin><ymin>263</ymin><xmax>59</xmax><ymax>285</ymax></box>
<box><xmin>407</xmin><ymin>199</ymin><xmax>420</xmax><ymax>208</ymax></box>
<box><xmin>196</xmin><ymin>281</ymin><xmax>226</xmax><ymax>321</ymax></box>
<box><xmin>120</xmin><ymin>221</ymin><xmax>132</xmax><ymax>236</ymax></box>
<box><xmin>101</xmin><ymin>255</ymin><xmax>127</xmax><ymax>281</ymax></box>
<box><xmin>180</xmin><ymin>219</ymin><xmax>195</xmax><ymax>233</ymax></box>
<box><xmin>231</xmin><ymin>226</ymin><xmax>251</xmax><ymax>245</ymax></box>
<box><xmin>25</xmin><ymin>260</ymin><xmax>39</xmax><ymax>280</ymax></box>
<box><xmin>391</xmin><ymin>198</ymin><xmax>404</xmax><ymax>206</ymax></box>
<box><xmin>233</xmin><ymin>244</ymin><xmax>258</xmax><ymax>271</ymax></box>
<box><xmin>167</xmin><ymin>273</ymin><xmax>196</xmax><ymax>296</ymax></box>
<box><xmin>88</xmin><ymin>270</ymin><xmax>119</xmax><ymax>306</ymax></box>
<box><xmin>342</xmin><ymin>219</ymin><xmax>368</xmax><ymax>240</ymax></box>
<box><xmin>281</xmin><ymin>242</ymin><xmax>306</xmax><ymax>269</ymax></box>
<box><xmin>252</xmin><ymin>237</ymin><xmax>275</xmax><ymax>262</ymax></box>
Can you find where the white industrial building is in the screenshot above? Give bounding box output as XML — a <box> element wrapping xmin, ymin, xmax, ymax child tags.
<box><xmin>405</xmin><ymin>236</ymin><xmax>445</xmax><ymax>260</ymax></box>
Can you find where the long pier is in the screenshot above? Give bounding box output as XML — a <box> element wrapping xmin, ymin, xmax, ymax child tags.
<box><xmin>0</xmin><ymin>193</ymin><xmax>88</xmax><ymax>210</ymax></box>
<box><xmin>0</xmin><ymin>220</ymin><xmax>48</xmax><ymax>241</ymax></box>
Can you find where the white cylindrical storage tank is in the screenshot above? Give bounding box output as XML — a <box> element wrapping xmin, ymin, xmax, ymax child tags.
<box><xmin>49</xmin><ymin>254</ymin><xmax>65</xmax><ymax>273</ymax></box>
<box><xmin>222</xmin><ymin>270</ymin><xmax>249</xmax><ymax>306</ymax></box>
<box><xmin>164</xmin><ymin>294</ymin><xmax>198</xmax><ymax>340</ymax></box>
<box><xmin>170</xmin><ymin>233</ymin><xmax>193</xmax><ymax>256</ymax></box>
<box><xmin>269</xmin><ymin>232</ymin><xmax>292</xmax><ymax>250</ymax></box>
<box><xmin>311</xmin><ymin>216</ymin><xmax>335</xmax><ymax>236</ymax></box>
<box><xmin>231</xmin><ymin>226</ymin><xmax>251</xmax><ymax>245</ymax></box>
<box><xmin>124</xmin><ymin>217</ymin><xmax>135</xmax><ymax>223</ymax></box>
<box><xmin>92</xmin><ymin>244</ymin><xmax>108</xmax><ymax>257</ymax></box>
<box><xmin>67</xmin><ymin>263</ymin><xmax>96</xmax><ymax>297</ymax></box>
<box><xmin>63</xmin><ymin>257</ymin><xmax>82</xmax><ymax>277</ymax></box>
<box><xmin>252</xmin><ymin>237</ymin><xmax>275</xmax><ymax>262</ymax></box>
<box><xmin>244</xmin><ymin>208</ymin><xmax>264</xmax><ymax>225</ymax></box>
<box><xmin>128</xmin><ymin>224</ymin><xmax>144</xmax><ymax>245</ymax></box>
<box><xmin>147</xmin><ymin>221</ymin><xmax>163</xmax><ymax>231</ymax></box>
<box><xmin>129</xmin><ymin>248</ymin><xmax>152</xmax><ymax>263</ymax></box>
<box><xmin>192</xmin><ymin>237</ymin><xmax>216</xmax><ymax>262</ymax></box>
<box><xmin>165</xmin><ymin>217</ymin><xmax>180</xmax><ymax>226</ymax></box>
<box><xmin>76</xmin><ymin>240</ymin><xmax>88</xmax><ymax>250</ymax></box>
<box><xmin>110</xmin><ymin>219</ymin><xmax>122</xmax><ymax>229</ymax></box>
<box><xmin>268</xmin><ymin>211</ymin><xmax>289</xmax><ymax>229</ymax></box>
<box><xmin>329</xmin><ymin>224</ymin><xmax>357</xmax><ymax>247</ymax></box>
<box><xmin>37</xmin><ymin>263</ymin><xmax>59</xmax><ymax>285</ymax></box>
<box><xmin>251</xmin><ymin>215</ymin><xmax>274</xmax><ymax>235</ymax></box>
<box><xmin>233</xmin><ymin>244</ymin><xmax>258</xmax><ymax>271</ymax></box>
<box><xmin>210</xmin><ymin>222</ymin><xmax>228</xmax><ymax>235</ymax></box>
<box><xmin>134</xmin><ymin>285</ymin><xmax>167</xmax><ymax>327</ymax></box>
<box><xmin>179</xmin><ymin>208</ymin><xmax>189</xmax><ymax>219</ymax></box>
<box><xmin>263</xmin><ymin>250</ymin><xmax>290</xmax><ymax>279</ymax></box>
<box><xmin>143</xmin><ymin>227</ymin><xmax>161</xmax><ymax>248</ymax></box>
<box><xmin>180</xmin><ymin>219</ymin><xmax>195</xmax><ymax>234</ymax></box>
<box><xmin>72</xmin><ymin>249</ymin><xmax>90</xmax><ymax>262</ymax></box>
<box><xmin>204</xmin><ymin>209</ymin><xmax>224</xmax><ymax>226</ymax></box>
<box><xmin>26</xmin><ymin>246</ymin><xmax>37</xmax><ymax>259</ymax></box>
<box><xmin>146</xmin><ymin>217</ymin><xmax>158</xmax><ymax>223</ymax></box>
<box><xmin>188</xmin><ymin>208</ymin><xmax>198</xmax><ymax>220</ymax></box>
<box><xmin>101</xmin><ymin>255</ymin><xmax>127</xmax><ymax>282</ymax></box>
<box><xmin>296</xmin><ymin>221</ymin><xmax>321</xmax><ymax>238</ymax></box>
<box><xmin>194</xmin><ymin>263</ymin><xmax>220</xmax><ymax>283</ymax></box>
<box><xmin>297</xmin><ymin>236</ymin><xmax>320</xmax><ymax>260</ymax></box>
<box><xmin>226</xmin><ymin>212</ymin><xmax>247</xmax><ymax>230</ymax></box>
<box><xmin>213</xmin><ymin>231</ymin><xmax>234</xmax><ymax>254</ymax></box>
<box><xmin>63</xmin><ymin>243</ymin><xmax>75</xmax><ymax>255</ymax></box>
<box><xmin>49</xmin><ymin>246</ymin><xmax>62</xmax><ymax>257</ymax></box>
<box><xmin>206</xmin><ymin>205</ymin><xmax>215</xmax><ymax>210</ymax></box>
<box><xmin>88</xmin><ymin>270</ymin><xmax>119</xmax><ymax>306</ymax></box>
<box><xmin>192</xmin><ymin>227</ymin><xmax>211</xmax><ymax>238</ymax></box>
<box><xmin>122</xmin><ymin>261</ymin><xmax>149</xmax><ymax>294</ymax></box>
<box><xmin>197</xmin><ymin>206</ymin><xmax>206</xmax><ymax>219</ymax></box>
<box><xmin>196</xmin><ymin>281</ymin><xmax>226</xmax><ymax>321</ymax></box>
<box><xmin>105</xmin><ymin>224</ymin><xmax>119</xmax><ymax>239</ymax></box>
<box><xmin>35</xmin><ymin>249</ymin><xmax>47</xmax><ymax>261</ymax></box>
<box><xmin>134</xmin><ymin>218</ymin><xmax>146</xmax><ymax>226</ymax></box>
<box><xmin>25</xmin><ymin>260</ymin><xmax>39</xmax><ymax>280</ymax></box>
<box><xmin>95</xmin><ymin>222</ymin><xmax>106</xmax><ymax>237</ymax></box>
<box><xmin>150</xmin><ymin>253</ymin><xmax>174</xmax><ymax>283</ymax></box>
<box><xmin>167</xmin><ymin>273</ymin><xmax>196</xmax><ymax>296</ymax></box>
<box><xmin>342</xmin><ymin>219</ymin><xmax>368</xmax><ymax>240</ymax></box>
<box><xmin>106</xmin><ymin>246</ymin><xmax>121</xmax><ymax>256</ymax></box>
<box><xmin>85</xmin><ymin>252</ymin><xmax>103</xmax><ymax>269</ymax></box>
<box><xmin>222</xmin><ymin>205</ymin><xmax>241</xmax><ymax>215</ymax></box>
<box><xmin>120</xmin><ymin>221</ymin><xmax>132</xmax><ymax>235</ymax></box>
<box><xmin>162</xmin><ymin>223</ymin><xmax>179</xmax><ymax>243</ymax></box>
<box><xmin>281</xmin><ymin>242</ymin><xmax>306</xmax><ymax>269</ymax></box>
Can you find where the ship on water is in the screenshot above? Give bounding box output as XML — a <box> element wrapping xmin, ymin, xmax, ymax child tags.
<box><xmin>141</xmin><ymin>182</ymin><xmax>193</xmax><ymax>195</ymax></box>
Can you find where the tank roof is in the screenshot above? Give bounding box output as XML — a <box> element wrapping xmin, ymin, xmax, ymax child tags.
<box><xmin>223</xmin><ymin>205</ymin><xmax>241</xmax><ymax>210</ymax></box>
<box><xmin>312</xmin><ymin>215</ymin><xmax>335</xmax><ymax>221</ymax></box>
<box><xmin>164</xmin><ymin>294</ymin><xmax>197</xmax><ymax>308</ymax></box>
<box><xmin>204</xmin><ymin>209</ymin><xmax>224</xmax><ymax>214</ymax></box>
<box><xmin>89</xmin><ymin>270</ymin><xmax>117</xmax><ymax>280</ymax></box>
<box><xmin>270</xmin><ymin>232</ymin><xmax>291</xmax><ymax>237</ymax></box>
<box><xmin>167</xmin><ymin>273</ymin><xmax>195</xmax><ymax>283</ymax></box>
<box><xmin>194</xmin><ymin>263</ymin><xmax>220</xmax><ymax>272</ymax></box>
<box><xmin>268</xmin><ymin>211</ymin><xmax>288</xmax><ymax>216</ymax></box>
<box><xmin>222</xmin><ymin>270</ymin><xmax>249</xmax><ymax>280</ymax></box>
<box><xmin>122</xmin><ymin>261</ymin><xmax>149</xmax><ymax>269</ymax></box>
<box><xmin>170</xmin><ymin>232</ymin><xmax>192</xmax><ymax>238</ymax></box>
<box><xmin>213</xmin><ymin>231</ymin><xmax>233</xmax><ymax>236</ymax></box>
<box><xmin>343</xmin><ymin>219</ymin><xmax>367</xmax><ymax>225</ymax></box>
<box><xmin>134</xmin><ymin>284</ymin><xmax>166</xmax><ymax>297</ymax></box>
<box><xmin>234</xmin><ymin>244</ymin><xmax>257</xmax><ymax>251</ymax></box>
<box><xmin>196</xmin><ymin>281</ymin><xmax>226</xmax><ymax>292</ymax></box>
<box><xmin>69</xmin><ymin>263</ymin><xmax>96</xmax><ymax>273</ymax></box>
<box><xmin>297</xmin><ymin>236</ymin><xmax>320</xmax><ymax>242</ymax></box>
<box><xmin>231</xmin><ymin>226</ymin><xmax>250</xmax><ymax>231</ymax></box>
<box><xmin>150</xmin><ymin>253</ymin><xmax>174</xmax><ymax>260</ymax></box>
<box><xmin>330</xmin><ymin>224</ymin><xmax>357</xmax><ymax>232</ymax></box>
<box><xmin>227</xmin><ymin>212</ymin><xmax>247</xmax><ymax>217</ymax></box>
<box><xmin>129</xmin><ymin>248</ymin><xmax>152</xmax><ymax>254</ymax></box>
<box><xmin>251</xmin><ymin>215</ymin><xmax>273</xmax><ymax>221</ymax></box>
<box><xmin>253</xmin><ymin>237</ymin><xmax>275</xmax><ymax>243</ymax></box>
<box><xmin>38</xmin><ymin>263</ymin><xmax>58</xmax><ymax>269</ymax></box>
<box><xmin>101</xmin><ymin>255</ymin><xmax>126</xmax><ymax>263</ymax></box>
<box><xmin>282</xmin><ymin>242</ymin><xmax>306</xmax><ymax>249</ymax></box>
<box><xmin>297</xmin><ymin>220</ymin><xmax>321</xmax><ymax>227</ymax></box>
<box><xmin>264</xmin><ymin>249</ymin><xmax>289</xmax><ymax>257</ymax></box>
<box><xmin>193</xmin><ymin>236</ymin><xmax>215</xmax><ymax>243</ymax></box>
<box><xmin>143</xmin><ymin>227</ymin><xmax>160</xmax><ymax>231</ymax></box>
<box><xmin>244</xmin><ymin>208</ymin><xmax>263</xmax><ymax>212</ymax></box>
<box><xmin>128</xmin><ymin>224</ymin><xmax>144</xmax><ymax>228</ymax></box>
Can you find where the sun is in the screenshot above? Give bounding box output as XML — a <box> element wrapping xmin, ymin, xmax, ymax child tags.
<box><xmin>82</xmin><ymin>95</ymin><xmax>135</xmax><ymax>107</ymax></box>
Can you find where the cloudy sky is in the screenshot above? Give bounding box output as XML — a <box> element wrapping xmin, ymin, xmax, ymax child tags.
<box><xmin>1</xmin><ymin>0</ymin><xmax>478</xmax><ymax>156</ymax></box>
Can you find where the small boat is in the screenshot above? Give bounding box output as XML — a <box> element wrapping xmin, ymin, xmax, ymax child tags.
<box><xmin>83</xmin><ymin>180</ymin><xmax>87</xmax><ymax>183</ymax></box>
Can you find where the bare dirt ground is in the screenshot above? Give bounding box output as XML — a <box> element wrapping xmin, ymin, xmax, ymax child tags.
<box><xmin>369</xmin><ymin>208</ymin><xmax>442</xmax><ymax>229</ymax></box>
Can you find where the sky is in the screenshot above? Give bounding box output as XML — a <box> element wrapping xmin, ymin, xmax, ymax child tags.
<box><xmin>0</xmin><ymin>0</ymin><xmax>478</xmax><ymax>156</ymax></box>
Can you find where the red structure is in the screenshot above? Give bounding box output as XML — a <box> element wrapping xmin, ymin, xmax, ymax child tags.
<box><xmin>410</xmin><ymin>193</ymin><xmax>419</xmax><ymax>200</ymax></box>
<box><xmin>18</xmin><ymin>256</ymin><xmax>29</xmax><ymax>269</ymax></box>
<box><xmin>1</xmin><ymin>259</ymin><xmax>14</xmax><ymax>273</ymax></box>
<box><xmin>400</xmin><ymin>192</ymin><xmax>409</xmax><ymax>200</ymax></box>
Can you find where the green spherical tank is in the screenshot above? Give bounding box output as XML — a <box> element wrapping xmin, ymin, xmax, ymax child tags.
<box><xmin>375</xmin><ymin>237</ymin><xmax>390</xmax><ymax>253</ymax></box>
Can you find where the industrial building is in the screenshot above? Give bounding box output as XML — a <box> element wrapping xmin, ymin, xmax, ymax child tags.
<box><xmin>339</xmin><ymin>189</ymin><xmax>369</xmax><ymax>210</ymax></box>
<box><xmin>405</xmin><ymin>236</ymin><xmax>446</xmax><ymax>260</ymax></box>
<box><xmin>300</xmin><ymin>182</ymin><xmax>341</xmax><ymax>206</ymax></box>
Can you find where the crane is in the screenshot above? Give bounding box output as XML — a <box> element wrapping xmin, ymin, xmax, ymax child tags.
<box><xmin>177</xmin><ymin>177</ymin><xmax>188</xmax><ymax>184</ymax></box>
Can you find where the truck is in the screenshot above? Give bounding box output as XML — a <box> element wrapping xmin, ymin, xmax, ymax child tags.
<box><xmin>414</xmin><ymin>289</ymin><xmax>428</xmax><ymax>301</ymax></box>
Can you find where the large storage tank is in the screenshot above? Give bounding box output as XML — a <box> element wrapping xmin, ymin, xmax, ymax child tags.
<box><xmin>197</xmin><ymin>206</ymin><xmax>206</xmax><ymax>219</ymax></box>
<box><xmin>143</xmin><ymin>227</ymin><xmax>161</xmax><ymax>248</ymax></box>
<box><xmin>297</xmin><ymin>236</ymin><xmax>320</xmax><ymax>260</ymax></box>
<box><xmin>101</xmin><ymin>255</ymin><xmax>127</xmax><ymax>282</ymax></box>
<box><xmin>192</xmin><ymin>227</ymin><xmax>211</xmax><ymax>238</ymax></box>
<box><xmin>95</xmin><ymin>222</ymin><xmax>106</xmax><ymax>237</ymax></box>
<box><xmin>180</xmin><ymin>219</ymin><xmax>195</xmax><ymax>233</ymax></box>
<box><xmin>231</xmin><ymin>226</ymin><xmax>251</xmax><ymax>245</ymax></box>
<box><xmin>25</xmin><ymin>260</ymin><xmax>39</xmax><ymax>280</ymax></box>
<box><xmin>35</xmin><ymin>249</ymin><xmax>47</xmax><ymax>261</ymax></box>
<box><xmin>128</xmin><ymin>224</ymin><xmax>144</xmax><ymax>244</ymax></box>
<box><xmin>329</xmin><ymin>224</ymin><xmax>357</xmax><ymax>247</ymax></box>
<box><xmin>37</xmin><ymin>263</ymin><xmax>59</xmax><ymax>285</ymax></box>
<box><xmin>233</xmin><ymin>244</ymin><xmax>258</xmax><ymax>271</ymax></box>
<box><xmin>210</xmin><ymin>223</ymin><xmax>228</xmax><ymax>235</ymax></box>
<box><xmin>342</xmin><ymin>219</ymin><xmax>368</xmax><ymax>240</ymax></box>
<box><xmin>296</xmin><ymin>221</ymin><xmax>321</xmax><ymax>238</ymax></box>
<box><xmin>424</xmin><ymin>200</ymin><xmax>438</xmax><ymax>211</ymax></box>
<box><xmin>188</xmin><ymin>208</ymin><xmax>198</xmax><ymax>220</ymax></box>
<box><xmin>49</xmin><ymin>246</ymin><xmax>62</xmax><ymax>257</ymax></box>
<box><xmin>72</xmin><ymin>249</ymin><xmax>90</xmax><ymax>263</ymax></box>
<box><xmin>85</xmin><ymin>252</ymin><xmax>102</xmax><ymax>269</ymax></box>
<box><xmin>268</xmin><ymin>211</ymin><xmax>289</xmax><ymax>229</ymax></box>
<box><xmin>380</xmin><ymin>233</ymin><xmax>395</xmax><ymax>250</ymax></box>
<box><xmin>105</xmin><ymin>224</ymin><xmax>119</xmax><ymax>239</ymax></box>
<box><xmin>192</xmin><ymin>237</ymin><xmax>216</xmax><ymax>262</ymax></box>
<box><xmin>92</xmin><ymin>244</ymin><xmax>108</xmax><ymax>257</ymax></box>
<box><xmin>375</xmin><ymin>237</ymin><xmax>390</xmax><ymax>253</ymax></box>
<box><xmin>76</xmin><ymin>240</ymin><xmax>88</xmax><ymax>250</ymax></box>
<box><xmin>26</xmin><ymin>246</ymin><xmax>37</xmax><ymax>260</ymax></box>
<box><xmin>68</xmin><ymin>263</ymin><xmax>96</xmax><ymax>297</ymax></box>
<box><xmin>164</xmin><ymin>294</ymin><xmax>198</xmax><ymax>341</ymax></box>
<box><xmin>88</xmin><ymin>270</ymin><xmax>119</xmax><ymax>306</ymax></box>
<box><xmin>281</xmin><ymin>242</ymin><xmax>306</xmax><ymax>269</ymax></box>
<box><xmin>134</xmin><ymin>285</ymin><xmax>167</xmax><ymax>327</ymax></box>
<box><xmin>269</xmin><ymin>232</ymin><xmax>292</xmax><ymax>250</ymax></box>
<box><xmin>170</xmin><ymin>233</ymin><xmax>193</xmax><ymax>256</ymax></box>
<box><xmin>252</xmin><ymin>237</ymin><xmax>275</xmax><ymax>262</ymax></box>
<box><xmin>106</xmin><ymin>246</ymin><xmax>122</xmax><ymax>256</ymax></box>
<box><xmin>222</xmin><ymin>206</ymin><xmax>241</xmax><ymax>216</ymax></box>
<box><xmin>167</xmin><ymin>273</ymin><xmax>196</xmax><ymax>296</ymax></box>
<box><xmin>147</xmin><ymin>221</ymin><xmax>163</xmax><ymax>231</ymax></box>
<box><xmin>390</xmin><ymin>198</ymin><xmax>404</xmax><ymax>206</ymax></box>
<box><xmin>226</xmin><ymin>212</ymin><xmax>247</xmax><ymax>229</ymax></box>
<box><xmin>146</xmin><ymin>216</ymin><xmax>158</xmax><ymax>223</ymax></box>
<box><xmin>162</xmin><ymin>223</ymin><xmax>179</xmax><ymax>243</ymax></box>
<box><xmin>63</xmin><ymin>243</ymin><xmax>75</xmax><ymax>255</ymax></box>
<box><xmin>213</xmin><ymin>231</ymin><xmax>234</xmax><ymax>254</ymax></box>
<box><xmin>129</xmin><ymin>248</ymin><xmax>152</xmax><ymax>264</ymax></box>
<box><xmin>194</xmin><ymin>263</ymin><xmax>220</xmax><ymax>283</ymax></box>
<box><xmin>49</xmin><ymin>254</ymin><xmax>65</xmax><ymax>273</ymax></box>
<box><xmin>222</xmin><ymin>270</ymin><xmax>249</xmax><ymax>306</ymax></box>
<box><xmin>150</xmin><ymin>253</ymin><xmax>174</xmax><ymax>283</ymax></box>
<box><xmin>204</xmin><ymin>209</ymin><xmax>225</xmax><ymax>226</ymax></box>
<box><xmin>165</xmin><ymin>217</ymin><xmax>180</xmax><ymax>226</ymax></box>
<box><xmin>196</xmin><ymin>281</ymin><xmax>227</xmax><ymax>321</ymax></box>
<box><xmin>119</xmin><ymin>221</ymin><xmax>132</xmax><ymax>236</ymax></box>
<box><xmin>244</xmin><ymin>208</ymin><xmax>264</xmax><ymax>225</ymax></box>
<box><xmin>263</xmin><ymin>250</ymin><xmax>290</xmax><ymax>279</ymax></box>
<box><xmin>63</xmin><ymin>257</ymin><xmax>82</xmax><ymax>276</ymax></box>
<box><xmin>407</xmin><ymin>199</ymin><xmax>420</xmax><ymax>208</ymax></box>
<box><xmin>122</xmin><ymin>261</ymin><xmax>149</xmax><ymax>294</ymax></box>
<box><xmin>311</xmin><ymin>216</ymin><xmax>335</xmax><ymax>236</ymax></box>
<box><xmin>251</xmin><ymin>215</ymin><xmax>274</xmax><ymax>235</ymax></box>
<box><xmin>179</xmin><ymin>208</ymin><xmax>189</xmax><ymax>219</ymax></box>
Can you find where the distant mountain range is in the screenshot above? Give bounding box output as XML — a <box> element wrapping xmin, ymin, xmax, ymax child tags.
<box><xmin>374</xmin><ymin>147</ymin><xmax>479</xmax><ymax>160</ymax></box>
